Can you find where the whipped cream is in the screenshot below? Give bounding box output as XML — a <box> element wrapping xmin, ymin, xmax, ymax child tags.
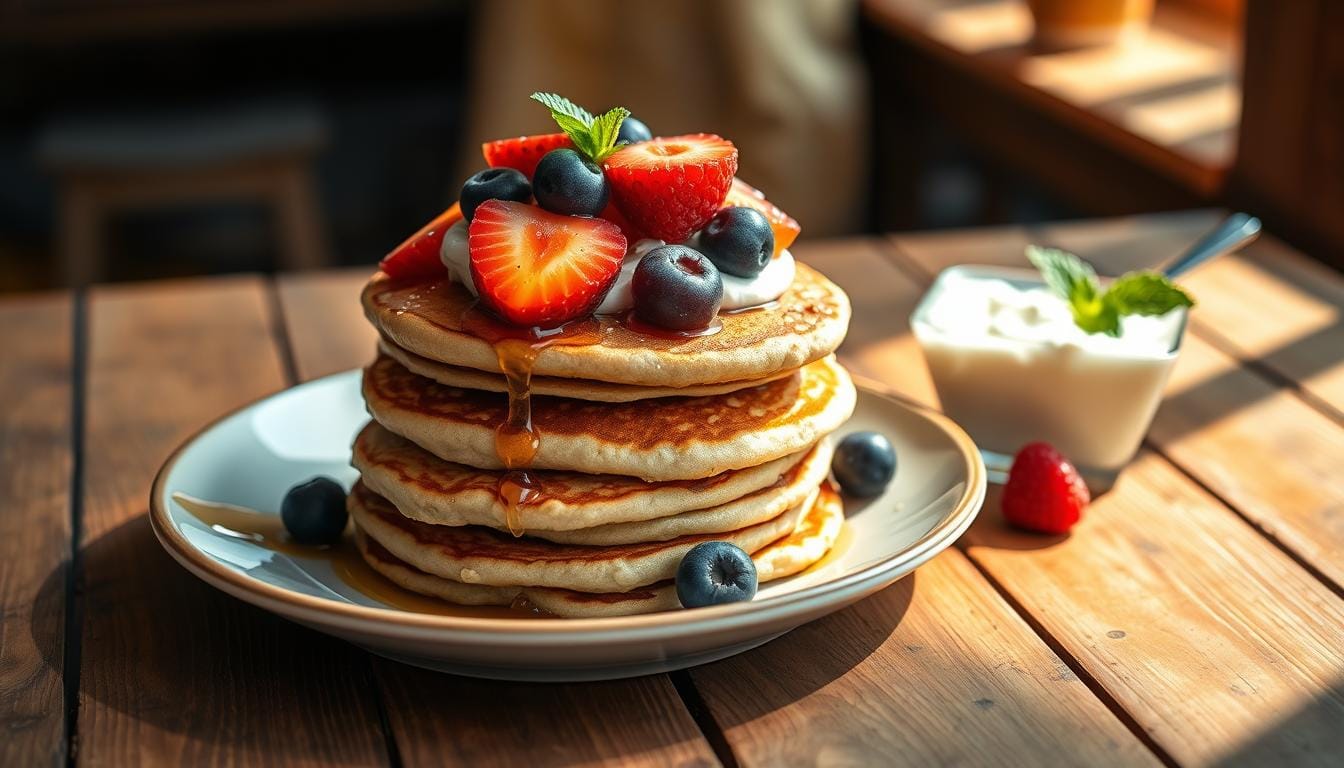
<box><xmin>441</xmin><ymin>227</ymin><xmax>795</xmax><ymax>314</ymax></box>
<box><xmin>921</xmin><ymin>271</ymin><xmax>1182</xmax><ymax>357</ymax></box>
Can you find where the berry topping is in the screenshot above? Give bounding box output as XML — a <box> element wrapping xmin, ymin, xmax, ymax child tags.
<box><xmin>599</xmin><ymin>200</ymin><xmax>645</xmax><ymax>242</ymax></box>
<box><xmin>379</xmin><ymin>202</ymin><xmax>462</xmax><ymax>281</ymax></box>
<box><xmin>631</xmin><ymin>245</ymin><xmax>723</xmax><ymax>331</ymax></box>
<box><xmin>281</xmin><ymin>477</ymin><xmax>348</xmax><ymax>545</ymax></box>
<box><xmin>481</xmin><ymin>133</ymin><xmax>574</xmax><ymax>180</ymax></box>
<box><xmin>468</xmin><ymin>200</ymin><xmax>626</xmax><ymax>327</ymax></box>
<box><xmin>604</xmin><ymin>134</ymin><xmax>739</xmax><ymax>243</ymax></box>
<box><xmin>533</xmin><ymin>148</ymin><xmax>610</xmax><ymax>217</ymax></box>
<box><xmin>617</xmin><ymin>115</ymin><xmax>653</xmax><ymax>144</ymax></box>
<box><xmin>831</xmin><ymin>431</ymin><xmax>896</xmax><ymax>497</ymax></box>
<box><xmin>460</xmin><ymin>167</ymin><xmax>532</xmax><ymax>221</ymax></box>
<box><xmin>723</xmin><ymin>178</ymin><xmax>800</xmax><ymax>258</ymax></box>
<box><xmin>676</xmin><ymin>541</ymin><xmax>758</xmax><ymax>608</ymax></box>
<box><xmin>699</xmin><ymin>206</ymin><xmax>775</xmax><ymax>278</ymax></box>
<box><xmin>1001</xmin><ymin>442</ymin><xmax>1090</xmax><ymax>534</ymax></box>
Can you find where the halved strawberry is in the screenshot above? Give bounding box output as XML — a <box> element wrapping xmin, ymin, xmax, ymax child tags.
<box><xmin>724</xmin><ymin>178</ymin><xmax>801</xmax><ymax>258</ymax></box>
<box><xmin>481</xmin><ymin>133</ymin><xmax>574</xmax><ymax>179</ymax></box>
<box><xmin>603</xmin><ymin>134</ymin><xmax>738</xmax><ymax>243</ymax></box>
<box><xmin>379</xmin><ymin>202</ymin><xmax>462</xmax><ymax>281</ymax></box>
<box><xmin>469</xmin><ymin>200</ymin><xmax>627</xmax><ymax>327</ymax></box>
<box><xmin>598</xmin><ymin>200</ymin><xmax>645</xmax><ymax>243</ymax></box>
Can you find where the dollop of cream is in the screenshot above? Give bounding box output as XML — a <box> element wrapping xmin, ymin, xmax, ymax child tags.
<box><xmin>441</xmin><ymin>230</ymin><xmax>795</xmax><ymax>314</ymax></box>
<box><xmin>439</xmin><ymin>219</ymin><xmax>476</xmax><ymax>296</ymax></box>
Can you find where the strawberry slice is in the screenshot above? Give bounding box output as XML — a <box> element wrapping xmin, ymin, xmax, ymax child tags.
<box><xmin>603</xmin><ymin>134</ymin><xmax>738</xmax><ymax>243</ymax></box>
<box><xmin>379</xmin><ymin>202</ymin><xmax>462</xmax><ymax>281</ymax></box>
<box><xmin>598</xmin><ymin>200</ymin><xmax>645</xmax><ymax>243</ymax></box>
<box><xmin>724</xmin><ymin>178</ymin><xmax>801</xmax><ymax>258</ymax></box>
<box><xmin>481</xmin><ymin>133</ymin><xmax>574</xmax><ymax>180</ymax></box>
<box><xmin>469</xmin><ymin>200</ymin><xmax>627</xmax><ymax>327</ymax></box>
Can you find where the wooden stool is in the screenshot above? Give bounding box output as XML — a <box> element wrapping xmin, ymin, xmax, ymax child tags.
<box><xmin>39</xmin><ymin>103</ymin><xmax>329</xmax><ymax>286</ymax></box>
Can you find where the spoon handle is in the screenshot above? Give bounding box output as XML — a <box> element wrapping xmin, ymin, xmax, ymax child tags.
<box><xmin>1162</xmin><ymin>213</ymin><xmax>1262</xmax><ymax>278</ymax></box>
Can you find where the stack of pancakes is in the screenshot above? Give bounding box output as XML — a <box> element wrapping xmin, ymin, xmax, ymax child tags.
<box><xmin>350</xmin><ymin>262</ymin><xmax>856</xmax><ymax>617</ymax></box>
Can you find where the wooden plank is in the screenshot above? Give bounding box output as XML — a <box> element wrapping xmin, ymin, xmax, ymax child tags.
<box><xmin>0</xmin><ymin>293</ymin><xmax>73</xmax><ymax>765</ymax></box>
<box><xmin>688</xmin><ymin>549</ymin><xmax>1160</xmax><ymax>767</ymax></box>
<box><xmin>79</xmin><ymin>277</ymin><xmax>390</xmax><ymax>765</ymax></box>
<box><xmin>277</xmin><ymin>270</ymin><xmax>721</xmax><ymax>768</ymax></box>
<box><xmin>679</xmin><ymin>241</ymin><xmax>1159</xmax><ymax>766</ymax></box>
<box><xmin>880</xmin><ymin>229</ymin><xmax>1344</xmax><ymax>764</ymax></box>
<box><xmin>894</xmin><ymin>218</ymin><xmax>1344</xmax><ymax>591</ymax></box>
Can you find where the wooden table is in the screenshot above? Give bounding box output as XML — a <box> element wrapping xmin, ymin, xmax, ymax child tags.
<box><xmin>3</xmin><ymin>210</ymin><xmax>1342</xmax><ymax>766</ymax></box>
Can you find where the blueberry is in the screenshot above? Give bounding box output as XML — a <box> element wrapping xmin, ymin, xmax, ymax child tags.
<box><xmin>281</xmin><ymin>477</ymin><xmax>348</xmax><ymax>545</ymax></box>
<box><xmin>676</xmin><ymin>541</ymin><xmax>758</xmax><ymax>608</ymax></box>
<box><xmin>617</xmin><ymin>116</ymin><xmax>652</xmax><ymax>144</ymax></box>
<box><xmin>532</xmin><ymin>148</ymin><xmax>609</xmax><ymax>217</ymax></box>
<box><xmin>699</xmin><ymin>207</ymin><xmax>774</xmax><ymax>278</ymax></box>
<box><xmin>631</xmin><ymin>245</ymin><xmax>723</xmax><ymax>330</ymax></box>
<box><xmin>460</xmin><ymin>167</ymin><xmax>532</xmax><ymax>221</ymax></box>
<box><xmin>832</xmin><ymin>431</ymin><xmax>897</xmax><ymax>497</ymax></box>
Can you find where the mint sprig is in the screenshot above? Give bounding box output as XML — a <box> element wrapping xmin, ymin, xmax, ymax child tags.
<box><xmin>530</xmin><ymin>92</ymin><xmax>629</xmax><ymax>164</ymax></box>
<box><xmin>1026</xmin><ymin>246</ymin><xmax>1194</xmax><ymax>337</ymax></box>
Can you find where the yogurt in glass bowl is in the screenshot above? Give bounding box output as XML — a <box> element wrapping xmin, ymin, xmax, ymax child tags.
<box><xmin>911</xmin><ymin>265</ymin><xmax>1188</xmax><ymax>490</ymax></box>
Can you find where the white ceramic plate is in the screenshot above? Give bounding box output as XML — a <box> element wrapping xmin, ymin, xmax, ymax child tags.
<box><xmin>149</xmin><ymin>370</ymin><xmax>985</xmax><ymax>682</ymax></box>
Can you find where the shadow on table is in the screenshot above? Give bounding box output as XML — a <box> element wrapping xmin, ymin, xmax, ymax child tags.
<box><xmin>34</xmin><ymin>514</ymin><xmax>386</xmax><ymax>764</ymax></box>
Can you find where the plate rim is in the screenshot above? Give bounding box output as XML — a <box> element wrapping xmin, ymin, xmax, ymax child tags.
<box><xmin>148</xmin><ymin>368</ymin><xmax>984</xmax><ymax>640</ymax></box>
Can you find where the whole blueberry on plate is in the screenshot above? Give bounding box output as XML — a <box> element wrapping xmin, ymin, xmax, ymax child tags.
<box><xmin>699</xmin><ymin>206</ymin><xmax>775</xmax><ymax>278</ymax></box>
<box><xmin>460</xmin><ymin>167</ymin><xmax>532</xmax><ymax>221</ymax></box>
<box><xmin>631</xmin><ymin>245</ymin><xmax>723</xmax><ymax>330</ymax></box>
<box><xmin>533</xmin><ymin>148</ymin><xmax>609</xmax><ymax>217</ymax></box>
<box><xmin>676</xmin><ymin>541</ymin><xmax>758</xmax><ymax>608</ymax></box>
<box><xmin>617</xmin><ymin>115</ymin><xmax>653</xmax><ymax>144</ymax></box>
<box><xmin>281</xmin><ymin>477</ymin><xmax>348</xmax><ymax>545</ymax></box>
<box><xmin>832</xmin><ymin>431</ymin><xmax>896</xmax><ymax>497</ymax></box>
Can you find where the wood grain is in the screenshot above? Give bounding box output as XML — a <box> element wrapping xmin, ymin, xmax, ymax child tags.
<box><xmin>78</xmin><ymin>277</ymin><xmax>390</xmax><ymax>765</ymax></box>
<box><xmin>680</xmin><ymin>241</ymin><xmax>1159</xmax><ymax>767</ymax></box>
<box><xmin>892</xmin><ymin>219</ymin><xmax>1344</xmax><ymax>592</ymax></box>
<box><xmin>688</xmin><ymin>550</ymin><xmax>1160</xmax><ymax>767</ymax></box>
<box><xmin>276</xmin><ymin>271</ymin><xmax>721</xmax><ymax>768</ymax></box>
<box><xmin>876</xmin><ymin>228</ymin><xmax>1344</xmax><ymax>764</ymax></box>
<box><xmin>0</xmin><ymin>294</ymin><xmax>72</xmax><ymax>766</ymax></box>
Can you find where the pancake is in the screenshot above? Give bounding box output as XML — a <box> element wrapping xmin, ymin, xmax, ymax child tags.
<box><xmin>363</xmin><ymin>353</ymin><xmax>856</xmax><ymax>481</ymax></box>
<box><xmin>349</xmin><ymin>480</ymin><xmax>812</xmax><ymax>593</ymax></box>
<box><xmin>379</xmin><ymin>336</ymin><xmax>791</xmax><ymax>402</ymax></box>
<box><xmin>354</xmin><ymin>482</ymin><xmax>846</xmax><ymax>618</ymax></box>
<box><xmin>354</xmin><ymin>421</ymin><xmax>835</xmax><ymax>542</ymax></box>
<box><xmin>362</xmin><ymin>261</ymin><xmax>850</xmax><ymax>387</ymax></box>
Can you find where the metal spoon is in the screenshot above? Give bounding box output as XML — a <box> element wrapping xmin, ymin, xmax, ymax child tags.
<box><xmin>1161</xmin><ymin>212</ymin><xmax>1262</xmax><ymax>278</ymax></box>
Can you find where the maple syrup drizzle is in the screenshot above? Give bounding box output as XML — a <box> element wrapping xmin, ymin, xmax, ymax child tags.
<box><xmin>461</xmin><ymin>303</ymin><xmax>603</xmax><ymax>538</ymax></box>
<box><xmin>172</xmin><ymin>493</ymin><xmax>546</xmax><ymax>619</ymax></box>
<box><xmin>621</xmin><ymin>311</ymin><xmax>723</xmax><ymax>340</ymax></box>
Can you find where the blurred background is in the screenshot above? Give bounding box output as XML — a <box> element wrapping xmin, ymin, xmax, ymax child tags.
<box><xmin>1</xmin><ymin>0</ymin><xmax>1338</xmax><ymax>293</ymax></box>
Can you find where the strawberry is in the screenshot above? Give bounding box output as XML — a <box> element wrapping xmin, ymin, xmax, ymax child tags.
<box><xmin>482</xmin><ymin>133</ymin><xmax>574</xmax><ymax>179</ymax></box>
<box><xmin>379</xmin><ymin>202</ymin><xmax>462</xmax><ymax>281</ymax></box>
<box><xmin>598</xmin><ymin>200</ymin><xmax>645</xmax><ymax>242</ymax></box>
<box><xmin>468</xmin><ymin>200</ymin><xmax>626</xmax><ymax>327</ymax></box>
<box><xmin>1001</xmin><ymin>442</ymin><xmax>1090</xmax><ymax>534</ymax></box>
<box><xmin>724</xmin><ymin>178</ymin><xmax>801</xmax><ymax>258</ymax></box>
<box><xmin>603</xmin><ymin>134</ymin><xmax>738</xmax><ymax>243</ymax></box>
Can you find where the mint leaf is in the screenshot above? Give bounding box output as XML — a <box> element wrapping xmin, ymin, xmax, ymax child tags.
<box><xmin>1105</xmin><ymin>272</ymin><xmax>1195</xmax><ymax>316</ymax></box>
<box><xmin>530</xmin><ymin>92</ymin><xmax>593</xmax><ymax>126</ymax></box>
<box><xmin>529</xmin><ymin>93</ymin><xmax>628</xmax><ymax>164</ymax></box>
<box><xmin>1025</xmin><ymin>245</ymin><xmax>1194</xmax><ymax>337</ymax></box>
<box><xmin>588</xmin><ymin>107</ymin><xmax>630</xmax><ymax>162</ymax></box>
<box><xmin>1027</xmin><ymin>245</ymin><xmax>1097</xmax><ymax>304</ymax></box>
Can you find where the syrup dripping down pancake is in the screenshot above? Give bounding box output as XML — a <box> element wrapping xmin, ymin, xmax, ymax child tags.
<box><xmin>354</xmin><ymin>421</ymin><xmax>835</xmax><ymax>542</ymax></box>
<box><xmin>362</xmin><ymin>353</ymin><xmax>856</xmax><ymax>482</ymax></box>
<box><xmin>354</xmin><ymin>482</ymin><xmax>846</xmax><ymax>618</ymax></box>
<box><xmin>349</xmin><ymin>480</ymin><xmax>813</xmax><ymax>593</ymax></box>
<box><xmin>378</xmin><ymin>336</ymin><xmax>792</xmax><ymax>402</ymax></box>
<box><xmin>362</xmin><ymin>261</ymin><xmax>850</xmax><ymax>388</ymax></box>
